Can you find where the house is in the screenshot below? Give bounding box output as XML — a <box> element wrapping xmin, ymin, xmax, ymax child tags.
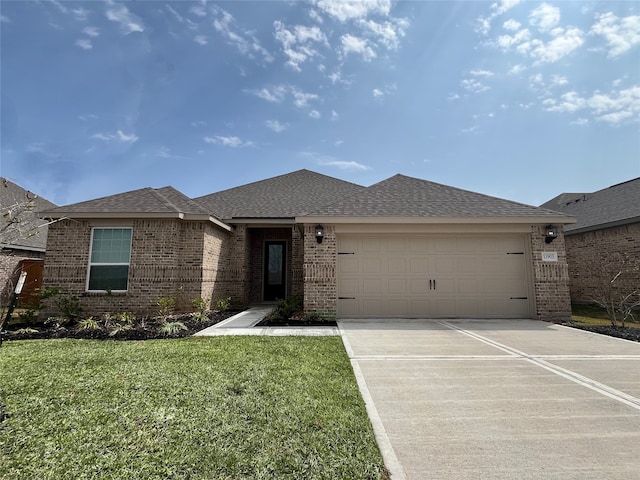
<box><xmin>39</xmin><ymin>170</ymin><xmax>575</xmax><ymax>320</ymax></box>
<box><xmin>0</xmin><ymin>178</ymin><xmax>57</xmax><ymax>307</ymax></box>
<box><xmin>541</xmin><ymin>178</ymin><xmax>640</xmax><ymax>305</ymax></box>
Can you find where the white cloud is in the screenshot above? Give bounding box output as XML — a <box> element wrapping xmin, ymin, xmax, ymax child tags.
<box><xmin>496</xmin><ymin>28</ymin><xmax>531</xmax><ymax>49</ymax></box>
<box><xmin>194</xmin><ymin>35</ymin><xmax>207</xmax><ymax>46</ymax></box>
<box><xmin>190</xmin><ymin>5</ymin><xmax>207</xmax><ymax>17</ymax></box>
<box><xmin>570</xmin><ymin>118</ymin><xmax>589</xmax><ymax>126</ymax></box>
<box><xmin>82</xmin><ymin>26</ymin><xmax>100</xmax><ymax>37</ymax></box>
<box><xmin>291</xmin><ymin>87</ymin><xmax>319</xmax><ymax>108</ymax></box>
<box><xmin>477</xmin><ymin>0</ymin><xmax>522</xmax><ymax>35</ymax></box>
<box><xmin>75</xmin><ymin>39</ymin><xmax>93</xmax><ymax>50</ymax></box>
<box><xmin>273</xmin><ymin>21</ymin><xmax>328</xmax><ymax>71</ymax></box>
<box><xmin>312</xmin><ymin>0</ymin><xmax>391</xmax><ymax>22</ymax></box>
<box><xmin>72</xmin><ymin>8</ymin><xmax>89</xmax><ymax>21</ymax></box>
<box><xmin>341</xmin><ymin>34</ymin><xmax>376</xmax><ymax>61</ymax></box>
<box><xmin>518</xmin><ymin>27</ymin><xmax>584</xmax><ymax>64</ymax></box>
<box><xmin>106</xmin><ymin>3</ymin><xmax>144</xmax><ymax>34</ymax></box>
<box><xmin>213</xmin><ymin>6</ymin><xmax>273</xmax><ymax>62</ymax></box>
<box><xmin>358</xmin><ymin>18</ymin><xmax>409</xmax><ymax>50</ymax></box>
<box><xmin>309</xmin><ymin>110</ymin><xmax>321</xmax><ymax>119</ymax></box>
<box><xmin>203</xmin><ymin>135</ymin><xmax>253</xmax><ymax>147</ymax></box>
<box><xmin>503</xmin><ymin>19</ymin><xmax>521</xmax><ymax>31</ymax></box>
<box><xmin>590</xmin><ymin>12</ymin><xmax>640</xmax><ymax>58</ymax></box>
<box><xmin>372</xmin><ymin>88</ymin><xmax>384</xmax><ymax>97</ymax></box>
<box><xmin>461</xmin><ymin>78</ymin><xmax>490</xmax><ymax>93</ymax></box>
<box><xmin>320</xmin><ymin>160</ymin><xmax>370</xmax><ymax>171</ymax></box>
<box><xmin>544</xmin><ymin>86</ymin><xmax>640</xmax><ymax>124</ymax></box>
<box><xmin>79</xmin><ymin>114</ymin><xmax>98</xmax><ymax>121</ymax></box>
<box><xmin>331</xmin><ymin>110</ymin><xmax>339</xmax><ymax>120</ymax></box>
<box><xmin>529</xmin><ymin>3</ymin><xmax>560</xmax><ymax>33</ymax></box>
<box><xmin>550</xmin><ymin>74</ymin><xmax>568</xmax><ymax>86</ymax></box>
<box><xmin>265</xmin><ymin>120</ymin><xmax>288</xmax><ymax>132</ymax></box>
<box><xmin>251</xmin><ymin>85</ymin><xmax>288</xmax><ymax>103</ymax></box>
<box><xmin>508</xmin><ymin>64</ymin><xmax>526</xmax><ymax>75</ymax></box>
<box><xmin>91</xmin><ymin>130</ymin><xmax>139</xmax><ymax>143</ymax></box>
<box><xmin>470</xmin><ymin>69</ymin><xmax>494</xmax><ymax>77</ymax></box>
<box><xmin>165</xmin><ymin>5</ymin><xmax>184</xmax><ymax>23</ymax></box>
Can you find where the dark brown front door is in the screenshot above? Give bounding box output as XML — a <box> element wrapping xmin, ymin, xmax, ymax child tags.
<box><xmin>264</xmin><ymin>241</ymin><xmax>286</xmax><ymax>301</ymax></box>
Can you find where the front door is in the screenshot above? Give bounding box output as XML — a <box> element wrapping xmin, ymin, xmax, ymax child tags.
<box><xmin>264</xmin><ymin>241</ymin><xmax>286</xmax><ymax>301</ymax></box>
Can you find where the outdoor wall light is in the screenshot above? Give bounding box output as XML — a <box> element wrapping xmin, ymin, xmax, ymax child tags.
<box><xmin>544</xmin><ymin>225</ymin><xmax>558</xmax><ymax>244</ymax></box>
<box><xmin>315</xmin><ymin>225</ymin><xmax>324</xmax><ymax>244</ymax></box>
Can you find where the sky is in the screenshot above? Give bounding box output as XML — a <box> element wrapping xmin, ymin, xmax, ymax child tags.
<box><xmin>1</xmin><ymin>0</ymin><xmax>639</xmax><ymax>209</ymax></box>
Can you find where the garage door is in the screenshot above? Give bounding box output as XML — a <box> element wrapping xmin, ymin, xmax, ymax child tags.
<box><xmin>337</xmin><ymin>235</ymin><xmax>533</xmax><ymax>318</ymax></box>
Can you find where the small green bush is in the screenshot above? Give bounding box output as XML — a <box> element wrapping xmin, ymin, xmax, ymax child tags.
<box><xmin>156</xmin><ymin>296</ymin><xmax>176</xmax><ymax>320</ymax></box>
<box><xmin>214</xmin><ymin>296</ymin><xmax>231</xmax><ymax>312</ymax></box>
<box><xmin>271</xmin><ymin>297</ymin><xmax>302</xmax><ymax>320</ymax></box>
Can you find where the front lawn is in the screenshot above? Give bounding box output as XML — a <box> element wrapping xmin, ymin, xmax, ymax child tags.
<box><xmin>0</xmin><ymin>337</ymin><xmax>387</xmax><ymax>479</ymax></box>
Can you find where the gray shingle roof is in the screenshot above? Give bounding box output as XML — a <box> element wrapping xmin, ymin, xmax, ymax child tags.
<box><xmin>193</xmin><ymin>169</ymin><xmax>365</xmax><ymax>219</ymax></box>
<box><xmin>305</xmin><ymin>174</ymin><xmax>569</xmax><ymax>218</ymax></box>
<box><xmin>1</xmin><ymin>178</ymin><xmax>57</xmax><ymax>251</ymax></box>
<box><xmin>42</xmin><ymin>186</ymin><xmax>212</xmax><ymax>217</ymax></box>
<box><xmin>540</xmin><ymin>177</ymin><xmax>640</xmax><ymax>233</ymax></box>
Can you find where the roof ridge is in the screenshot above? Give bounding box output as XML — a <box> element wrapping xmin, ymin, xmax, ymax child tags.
<box><xmin>150</xmin><ymin>187</ymin><xmax>182</xmax><ymax>213</ymax></box>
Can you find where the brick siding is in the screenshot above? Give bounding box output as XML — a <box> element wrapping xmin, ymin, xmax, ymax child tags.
<box><xmin>302</xmin><ymin>224</ymin><xmax>337</xmax><ymax>319</ymax></box>
<box><xmin>565</xmin><ymin>223</ymin><xmax>640</xmax><ymax>305</ymax></box>
<box><xmin>529</xmin><ymin>224</ymin><xmax>572</xmax><ymax>321</ymax></box>
<box><xmin>41</xmin><ymin>218</ymin><xmax>243</xmax><ymax>318</ymax></box>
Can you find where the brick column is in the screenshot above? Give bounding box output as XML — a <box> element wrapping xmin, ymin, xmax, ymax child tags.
<box><xmin>303</xmin><ymin>224</ymin><xmax>336</xmax><ymax>319</ymax></box>
<box><xmin>530</xmin><ymin>224</ymin><xmax>572</xmax><ymax>321</ymax></box>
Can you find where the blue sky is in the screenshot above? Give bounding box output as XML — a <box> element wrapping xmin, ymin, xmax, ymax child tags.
<box><xmin>1</xmin><ymin>0</ymin><xmax>639</xmax><ymax>208</ymax></box>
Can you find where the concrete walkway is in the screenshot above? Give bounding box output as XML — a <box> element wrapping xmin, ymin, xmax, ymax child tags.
<box><xmin>194</xmin><ymin>306</ymin><xmax>339</xmax><ymax>336</ymax></box>
<box><xmin>339</xmin><ymin>318</ymin><xmax>640</xmax><ymax>480</ymax></box>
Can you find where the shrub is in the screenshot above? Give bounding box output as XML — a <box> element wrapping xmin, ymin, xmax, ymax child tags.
<box><xmin>213</xmin><ymin>296</ymin><xmax>231</xmax><ymax>312</ymax></box>
<box><xmin>192</xmin><ymin>297</ymin><xmax>210</xmax><ymax>322</ymax></box>
<box><xmin>270</xmin><ymin>297</ymin><xmax>302</xmax><ymax>320</ymax></box>
<box><xmin>158</xmin><ymin>321</ymin><xmax>187</xmax><ymax>337</ymax></box>
<box><xmin>156</xmin><ymin>296</ymin><xmax>176</xmax><ymax>320</ymax></box>
<box><xmin>76</xmin><ymin>317</ymin><xmax>101</xmax><ymax>332</ymax></box>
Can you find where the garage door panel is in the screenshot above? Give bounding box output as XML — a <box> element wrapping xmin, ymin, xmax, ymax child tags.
<box><xmin>337</xmin><ymin>234</ymin><xmax>532</xmax><ymax>318</ymax></box>
<box><xmin>388</xmin><ymin>278</ymin><xmax>407</xmax><ymax>294</ymax></box>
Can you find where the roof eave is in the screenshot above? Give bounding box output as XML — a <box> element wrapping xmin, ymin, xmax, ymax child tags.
<box><xmin>39</xmin><ymin>211</ymin><xmax>233</xmax><ymax>231</ymax></box>
<box><xmin>296</xmin><ymin>215</ymin><xmax>577</xmax><ymax>225</ymax></box>
<box><xmin>565</xmin><ymin>216</ymin><xmax>640</xmax><ymax>235</ymax></box>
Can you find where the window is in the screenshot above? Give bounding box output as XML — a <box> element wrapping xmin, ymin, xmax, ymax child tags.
<box><xmin>87</xmin><ymin>228</ymin><xmax>132</xmax><ymax>291</ymax></box>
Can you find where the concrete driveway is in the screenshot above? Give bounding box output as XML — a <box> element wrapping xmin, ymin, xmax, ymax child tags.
<box><xmin>338</xmin><ymin>319</ymin><xmax>640</xmax><ymax>480</ymax></box>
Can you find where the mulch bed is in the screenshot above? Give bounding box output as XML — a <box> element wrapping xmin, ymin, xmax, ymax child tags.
<box><xmin>563</xmin><ymin>322</ymin><xmax>640</xmax><ymax>342</ymax></box>
<box><xmin>3</xmin><ymin>311</ymin><xmax>240</xmax><ymax>342</ymax></box>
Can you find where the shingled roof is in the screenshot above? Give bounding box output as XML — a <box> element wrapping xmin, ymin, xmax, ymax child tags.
<box><xmin>540</xmin><ymin>177</ymin><xmax>640</xmax><ymax>234</ymax></box>
<box><xmin>1</xmin><ymin>178</ymin><xmax>57</xmax><ymax>251</ymax></box>
<box><xmin>40</xmin><ymin>186</ymin><xmax>230</xmax><ymax>230</ymax></box>
<box><xmin>303</xmin><ymin>174</ymin><xmax>573</xmax><ymax>222</ymax></box>
<box><xmin>193</xmin><ymin>169</ymin><xmax>365</xmax><ymax>220</ymax></box>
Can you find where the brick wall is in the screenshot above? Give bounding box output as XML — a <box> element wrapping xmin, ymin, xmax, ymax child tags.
<box><xmin>529</xmin><ymin>224</ymin><xmax>572</xmax><ymax>321</ymax></box>
<box><xmin>302</xmin><ymin>224</ymin><xmax>337</xmax><ymax>319</ymax></box>
<box><xmin>565</xmin><ymin>223</ymin><xmax>640</xmax><ymax>305</ymax></box>
<box><xmin>41</xmin><ymin>218</ymin><xmax>236</xmax><ymax>318</ymax></box>
<box><xmin>211</xmin><ymin>224</ymin><xmax>248</xmax><ymax>309</ymax></box>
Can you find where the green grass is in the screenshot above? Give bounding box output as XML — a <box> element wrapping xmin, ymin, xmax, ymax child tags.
<box><xmin>571</xmin><ymin>303</ymin><xmax>640</xmax><ymax>329</ymax></box>
<box><xmin>0</xmin><ymin>337</ymin><xmax>387</xmax><ymax>479</ymax></box>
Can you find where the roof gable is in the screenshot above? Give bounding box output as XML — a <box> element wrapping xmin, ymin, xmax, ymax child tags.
<box><xmin>42</xmin><ymin>186</ymin><xmax>212</xmax><ymax>218</ymax></box>
<box><xmin>193</xmin><ymin>169</ymin><xmax>365</xmax><ymax>219</ymax></box>
<box><xmin>541</xmin><ymin>177</ymin><xmax>640</xmax><ymax>233</ymax></box>
<box><xmin>305</xmin><ymin>174</ymin><xmax>568</xmax><ymax>219</ymax></box>
<box><xmin>1</xmin><ymin>178</ymin><xmax>57</xmax><ymax>251</ymax></box>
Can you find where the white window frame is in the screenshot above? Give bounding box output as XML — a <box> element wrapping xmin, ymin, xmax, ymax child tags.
<box><xmin>86</xmin><ymin>227</ymin><xmax>133</xmax><ymax>292</ymax></box>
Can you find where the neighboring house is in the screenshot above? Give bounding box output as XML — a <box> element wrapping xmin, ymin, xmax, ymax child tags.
<box><xmin>541</xmin><ymin>178</ymin><xmax>640</xmax><ymax>305</ymax></box>
<box><xmin>40</xmin><ymin>170</ymin><xmax>575</xmax><ymax>320</ymax></box>
<box><xmin>1</xmin><ymin>178</ymin><xmax>57</xmax><ymax>307</ymax></box>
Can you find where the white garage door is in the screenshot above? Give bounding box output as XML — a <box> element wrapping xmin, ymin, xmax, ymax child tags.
<box><xmin>337</xmin><ymin>235</ymin><xmax>533</xmax><ymax>318</ymax></box>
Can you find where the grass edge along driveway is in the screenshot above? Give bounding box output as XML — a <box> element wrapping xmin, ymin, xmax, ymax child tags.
<box><xmin>0</xmin><ymin>337</ymin><xmax>387</xmax><ymax>480</ymax></box>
